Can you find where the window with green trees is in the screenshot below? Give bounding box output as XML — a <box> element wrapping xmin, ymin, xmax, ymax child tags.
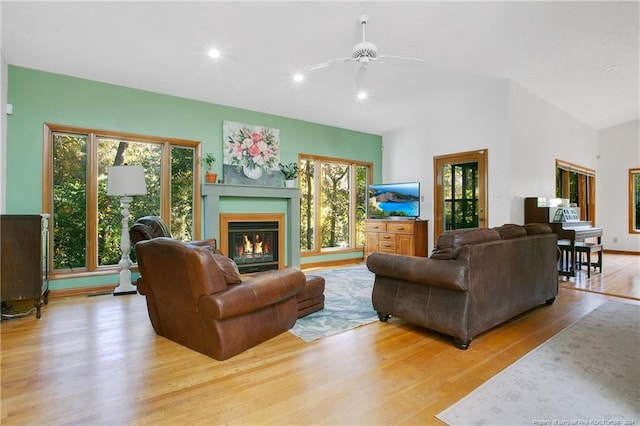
<box><xmin>299</xmin><ymin>155</ymin><xmax>371</xmax><ymax>254</ymax></box>
<box><xmin>443</xmin><ymin>162</ymin><xmax>479</xmax><ymax>230</ymax></box>
<box><xmin>555</xmin><ymin>160</ymin><xmax>596</xmax><ymax>222</ymax></box>
<box><xmin>44</xmin><ymin>124</ymin><xmax>200</xmax><ymax>277</ymax></box>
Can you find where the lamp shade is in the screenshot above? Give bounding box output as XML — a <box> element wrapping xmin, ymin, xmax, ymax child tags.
<box><xmin>107</xmin><ymin>165</ymin><xmax>147</xmax><ymax>196</ymax></box>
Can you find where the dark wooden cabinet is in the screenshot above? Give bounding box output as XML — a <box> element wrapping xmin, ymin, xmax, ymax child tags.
<box><xmin>1</xmin><ymin>214</ymin><xmax>49</xmax><ymax>319</ymax></box>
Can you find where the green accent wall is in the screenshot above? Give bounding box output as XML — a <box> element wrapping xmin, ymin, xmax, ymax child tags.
<box><xmin>6</xmin><ymin>66</ymin><xmax>382</xmax><ymax>290</ymax></box>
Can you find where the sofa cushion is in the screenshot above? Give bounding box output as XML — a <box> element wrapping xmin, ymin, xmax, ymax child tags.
<box><xmin>212</xmin><ymin>254</ymin><xmax>242</xmax><ymax>285</ymax></box>
<box><xmin>430</xmin><ymin>246</ymin><xmax>463</xmax><ymax>260</ymax></box>
<box><xmin>493</xmin><ymin>224</ymin><xmax>527</xmax><ymax>240</ymax></box>
<box><xmin>436</xmin><ymin>228</ymin><xmax>501</xmax><ymax>252</ymax></box>
<box><xmin>524</xmin><ymin>223</ymin><xmax>552</xmax><ymax>235</ymax></box>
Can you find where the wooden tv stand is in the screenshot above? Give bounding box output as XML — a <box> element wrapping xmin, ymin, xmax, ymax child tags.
<box><xmin>364</xmin><ymin>219</ymin><xmax>428</xmax><ymax>259</ymax></box>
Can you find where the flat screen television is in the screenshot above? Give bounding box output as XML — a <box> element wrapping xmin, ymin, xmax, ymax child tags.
<box><xmin>367</xmin><ymin>182</ymin><xmax>420</xmax><ymax>219</ymax></box>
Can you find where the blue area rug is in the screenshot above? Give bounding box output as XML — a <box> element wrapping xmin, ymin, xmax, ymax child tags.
<box><xmin>289</xmin><ymin>264</ymin><xmax>378</xmax><ymax>342</ymax></box>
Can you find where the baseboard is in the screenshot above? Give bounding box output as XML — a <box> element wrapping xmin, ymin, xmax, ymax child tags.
<box><xmin>301</xmin><ymin>258</ymin><xmax>364</xmax><ymax>271</ymax></box>
<box><xmin>604</xmin><ymin>249</ymin><xmax>639</xmax><ymax>256</ymax></box>
<box><xmin>49</xmin><ymin>284</ymin><xmax>118</xmax><ymax>299</ymax></box>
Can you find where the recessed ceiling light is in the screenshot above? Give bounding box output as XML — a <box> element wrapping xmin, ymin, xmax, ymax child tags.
<box><xmin>602</xmin><ymin>66</ymin><xmax>618</xmax><ymax>74</ymax></box>
<box><xmin>208</xmin><ymin>48</ymin><xmax>221</xmax><ymax>59</ymax></box>
<box><xmin>293</xmin><ymin>73</ymin><xmax>304</xmax><ymax>82</ymax></box>
<box><xmin>357</xmin><ymin>91</ymin><xmax>368</xmax><ymax>100</ymax></box>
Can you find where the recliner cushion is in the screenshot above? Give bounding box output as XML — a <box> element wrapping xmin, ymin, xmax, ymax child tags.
<box><xmin>136</xmin><ymin>216</ymin><xmax>171</xmax><ymax>237</ymax></box>
<box><xmin>130</xmin><ymin>215</ymin><xmax>172</xmax><ymax>245</ymax></box>
<box><xmin>212</xmin><ymin>254</ymin><xmax>242</xmax><ymax>285</ymax></box>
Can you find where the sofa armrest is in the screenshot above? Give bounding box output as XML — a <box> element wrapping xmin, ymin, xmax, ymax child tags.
<box><xmin>198</xmin><ymin>268</ymin><xmax>306</xmax><ymax>320</ymax></box>
<box><xmin>366</xmin><ymin>252</ymin><xmax>469</xmax><ymax>292</ymax></box>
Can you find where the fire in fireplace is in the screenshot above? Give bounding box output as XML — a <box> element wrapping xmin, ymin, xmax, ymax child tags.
<box><xmin>228</xmin><ymin>221</ymin><xmax>279</xmax><ymax>273</ymax></box>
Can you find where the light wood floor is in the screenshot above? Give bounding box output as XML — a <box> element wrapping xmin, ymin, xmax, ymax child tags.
<box><xmin>559</xmin><ymin>252</ymin><xmax>640</xmax><ymax>300</ymax></box>
<box><xmin>1</xmin><ymin>254</ymin><xmax>638</xmax><ymax>425</ymax></box>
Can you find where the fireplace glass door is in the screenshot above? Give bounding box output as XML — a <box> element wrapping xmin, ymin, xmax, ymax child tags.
<box><xmin>228</xmin><ymin>221</ymin><xmax>279</xmax><ymax>273</ymax></box>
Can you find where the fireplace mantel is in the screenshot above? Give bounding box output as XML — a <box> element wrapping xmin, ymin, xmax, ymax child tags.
<box><xmin>201</xmin><ymin>184</ymin><xmax>301</xmax><ymax>268</ymax></box>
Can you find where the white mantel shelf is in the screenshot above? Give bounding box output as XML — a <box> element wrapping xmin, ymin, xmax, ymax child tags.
<box><xmin>201</xmin><ymin>184</ymin><xmax>301</xmax><ymax>268</ymax></box>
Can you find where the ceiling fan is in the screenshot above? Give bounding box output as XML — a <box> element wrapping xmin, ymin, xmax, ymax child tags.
<box><xmin>297</xmin><ymin>14</ymin><xmax>425</xmax><ymax>76</ymax></box>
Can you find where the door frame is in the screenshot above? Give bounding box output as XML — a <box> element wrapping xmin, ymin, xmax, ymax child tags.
<box><xmin>433</xmin><ymin>149</ymin><xmax>488</xmax><ymax>242</ymax></box>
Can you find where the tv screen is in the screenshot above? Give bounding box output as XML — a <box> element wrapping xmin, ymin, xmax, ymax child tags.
<box><xmin>368</xmin><ymin>182</ymin><xmax>420</xmax><ymax>219</ymax></box>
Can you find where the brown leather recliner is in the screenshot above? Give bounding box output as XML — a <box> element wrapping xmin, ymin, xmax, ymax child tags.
<box><xmin>129</xmin><ymin>215</ymin><xmax>219</xmax><ymax>253</ymax></box>
<box><xmin>135</xmin><ymin>237</ymin><xmax>306</xmax><ymax>360</ymax></box>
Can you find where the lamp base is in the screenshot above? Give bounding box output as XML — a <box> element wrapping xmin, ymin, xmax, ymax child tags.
<box><xmin>113</xmin><ymin>289</ymin><xmax>138</xmax><ymax>296</ymax></box>
<box><xmin>113</xmin><ymin>266</ymin><xmax>137</xmax><ymax>296</ymax></box>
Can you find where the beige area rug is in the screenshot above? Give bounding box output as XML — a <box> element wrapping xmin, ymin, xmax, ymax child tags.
<box><xmin>437</xmin><ymin>300</ymin><xmax>640</xmax><ymax>425</ymax></box>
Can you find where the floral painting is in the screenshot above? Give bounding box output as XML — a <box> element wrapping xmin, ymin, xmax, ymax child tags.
<box><xmin>222</xmin><ymin>121</ymin><xmax>281</xmax><ymax>186</ymax></box>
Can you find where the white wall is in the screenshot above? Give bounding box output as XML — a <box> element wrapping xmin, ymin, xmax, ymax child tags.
<box><xmin>508</xmin><ymin>82</ymin><xmax>598</xmax><ymax>222</ymax></box>
<box><xmin>383</xmin><ymin>78</ymin><xmax>511</xmax><ymax>251</ymax></box>
<box><xmin>383</xmin><ymin>79</ymin><xmax>601</xmax><ymax>252</ymax></box>
<box><xmin>597</xmin><ymin>120</ymin><xmax>640</xmax><ymax>253</ymax></box>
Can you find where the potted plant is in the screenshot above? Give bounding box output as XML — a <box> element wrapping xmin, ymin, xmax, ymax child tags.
<box><xmin>279</xmin><ymin>162</ymin><xmax>299</xmax><ymax>187</ymax></box>
<box><xmin>201</xmin><ymin>153</ymin><xmax>217</xmax><ymax>183</ymax></box>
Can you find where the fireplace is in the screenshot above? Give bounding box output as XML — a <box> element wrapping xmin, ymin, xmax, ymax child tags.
<box><xmin>228</xmin><ymin>221</ymin><xmax>279</xmax><ymax>273</ymax></box>
<box><xmin>219</xmin><ymin>213</ymin><xmax>285</xmax><ymax>272</ymax></box>
<box><xmin>202</xmin><ymin>185</ymin><xmax>301</xmax><ymax>268</ymax></box>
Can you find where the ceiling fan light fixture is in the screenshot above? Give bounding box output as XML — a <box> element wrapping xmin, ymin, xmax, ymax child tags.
<box><xmin>293</xmin><ymin>73</ymin><xmax>304</xmax><ymax>82</ymax></box>
<box><xmin>208</xmin><ymin>48</ymin><xmax>221</xmax><ymax>59</ymax></box>
<box><xmin>352</xmin><ymin>42</ymin><xmax>378</xmax><ymax>61</ymax></box>
<box><xmin>295</xmin><ymin>15</ymin><xmax>423</xmax><ymax>94</ymax></box>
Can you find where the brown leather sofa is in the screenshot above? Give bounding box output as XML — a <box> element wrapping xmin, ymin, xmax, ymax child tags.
<box><xmin>366</xmin><ymin>224</ymin><xmax>558</xmax><ymax>349</ymax></box>
<box><xmin>130</xmin><ymin>215</ymin><xmax>219</xmax><ymax>253</ymax></box>
<box><xmin>135</xmin><ymin>237</ymin><xmax>306</xmax><ymax>360</ymax></box>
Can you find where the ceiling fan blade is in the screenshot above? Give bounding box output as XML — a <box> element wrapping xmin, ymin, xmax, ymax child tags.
<box><xmin>377</xmin><ymin>55</ymin><xmax>425</xmax><ymax>64</ymax></box>
<box><xmin>305</xmin><ymin>57</ymin><xmax>353</xmax><ymax>72</ymax></box>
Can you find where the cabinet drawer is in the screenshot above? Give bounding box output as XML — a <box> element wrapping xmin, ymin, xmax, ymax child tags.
<box><xmin>378</xmin><ymin>240</ymin><xmax>397</xmax><ymax>252</ymax></box>
<box><xmin>386</xmin><ymin>222</ymin><xmax>414</xmax><ymax>234</ymax></box>
<box><xmin>378</xmin><ymin>233</ymin><xmax>397</xmax><ymax>243</ymax></box>
<box><xmin>365</xmin><ymin>222</ymin><xmax>386</xmax><ymax>232</ymax></box>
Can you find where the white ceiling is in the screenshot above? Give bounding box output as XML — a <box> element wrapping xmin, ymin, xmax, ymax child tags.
<box><xmin>2</xmin><ymin>1</ymin><xmax>638</xmax><ymax>135</ymax></box>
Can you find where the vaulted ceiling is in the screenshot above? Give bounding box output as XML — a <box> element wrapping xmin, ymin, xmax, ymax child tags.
<box><xmin>2</xmin><ymin>1</ymin><xmax>638</xmax><ymax>135</ymax></box>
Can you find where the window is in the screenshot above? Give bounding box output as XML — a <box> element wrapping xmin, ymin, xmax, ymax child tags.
<box><xmin>299</xmin><ymin>155</ymin><xmax>371</xmax><ymax>254</ymax></box>
<box><xmin>443</xmin><ymin>162</ymin><xmax>479</xmax><ymax>230</ymax></box>
<box><xmin>630</xmin><ymin>168</ymin><xmax>640</xmax><ymax>234</ymax></box>
<box><xmin>43</xmin><ymin>124</ymin><xmax>201</xmax><ymax>278</ymax></box>
<box><xmin>555</xmin><ymin>159</ymin><xmax>596</xmax><ymax>222</ymax></box>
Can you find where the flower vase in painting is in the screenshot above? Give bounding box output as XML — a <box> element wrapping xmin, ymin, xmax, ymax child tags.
<box><xmin>222</xmin><ymin>121</ymin><xmax>281</xmax><ymax>186</ymax></box>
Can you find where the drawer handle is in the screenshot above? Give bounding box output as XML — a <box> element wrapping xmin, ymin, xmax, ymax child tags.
<box><xmin>396</xmin><ymin>226</ymin><xmax>404</xmax><ymax>230</ymax></box>
<box><xmin>382</xmin><ymin>243</ymin><xmax>392</xmax><ymax>247</ymax></box>
<box><xmin>382</xmin><ymin>235</ymin><xmax>391</xmax><ymax>239</ymax></box>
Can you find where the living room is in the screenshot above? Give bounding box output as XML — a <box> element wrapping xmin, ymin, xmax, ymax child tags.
<box><xmin>1</xmin><ymin>1</ymin><xmax>639</xmax><ymax>424</ymax></box>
